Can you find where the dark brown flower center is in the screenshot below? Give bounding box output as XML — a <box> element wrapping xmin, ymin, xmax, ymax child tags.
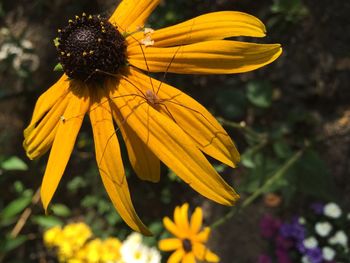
<box><xmin>182</xmin><ymin>238</ymin><xmax>192</xmax><ymax>252</ymax></box>
<box><xmin>56</xmin><ymin>13</ymin><xmax>126</xmax><ymax>82</ymax></box>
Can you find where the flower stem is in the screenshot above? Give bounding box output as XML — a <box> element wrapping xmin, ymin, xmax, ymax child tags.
<box><xmin>211</xmin><ymin>149</ymin><xmax>304</xmax><ymax>228</ymax></box>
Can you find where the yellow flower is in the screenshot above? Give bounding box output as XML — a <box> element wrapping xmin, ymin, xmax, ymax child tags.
<box><xmin>80</xmin><ymin>239</ymin><xmax>103</xmax><ymax>263</ymax></box>
<box><xmin>159</xmin><ymin>204</ymin><xmax>219</xmax><ymax>263</ymax></box>
<box><xmin>56</xmin><ymin>222</ymin><xmax>92</xmax><ymax>261</ymax></box>
<box><xmin>23</xmin><ymin>0</ymin><xmax>282</xmax><ymax>234</ymax></box>
<box><xmin>101</xmin><ymin>238</ymin><xmax>122</xmax><ymax>262</ymax></box>
<box><xmin>43</xmin><ymin>226</ymin><xmax>62</xmax><ymax>248</ymax></box>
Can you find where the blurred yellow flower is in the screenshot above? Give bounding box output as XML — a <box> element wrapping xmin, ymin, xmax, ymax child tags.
<box><xmin>43</xmin><ymin>222</ymin><xmax>92</xmax><ymax>262</ymax></box>
<box><xmin>24</xmin><ymin>0</ymin><xmax>282</xmax><ymax>234</ymax></box>
<box><xmin>44</xmin><ymin>223</ymin><xmax>123</xmax><ymax>263</ymax></box>
<box><xmin>159</xmin><ymin>204</ymin><xmax>219</xmax><ymax>263</ymax></box>
<box><xmin>43</xmin><ymin>225</ymin><xmax>62</xmax><ymax>247</ymax></box>
<box><xmin>101</xmin><ymin>238</ymin><xmax>122</xmax><ymax>262</ymax></box>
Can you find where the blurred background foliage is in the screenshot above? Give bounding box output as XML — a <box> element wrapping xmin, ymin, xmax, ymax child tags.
<box><xmin>0</xmin><ymin>0</ymin><xmax>349</xmax><ymax>262</ymax></box>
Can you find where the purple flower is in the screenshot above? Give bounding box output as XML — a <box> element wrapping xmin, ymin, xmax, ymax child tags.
<box><xmin>310</xmin><ymin>202</ymin><xmax>324</xmax><ymax>215</ymax></box>
<box><xmin>260</xmin><ymin>215</ymin><xmax>281</xmax><ymax>239</ymax></box>
<box><xmin>305</xmin><ymin>248</ymin><xmax>323</xmax><ymax>263</ymax></box>
<box><xmin>279</xmin><ymin>218</ymin><xmax>305</xmax><ymax>242</ymax></box>
<box><xmin>296</xmin><ymin>239</ymin><xmax>306</xmax><ymax>253</ymax></box>
<box><xmin>275</xmin><ymin>249</ymin><xmax>293</xmax><ymax>263</ymax></box>
<box><xmin>258</xmin><ymin>254</ymin><xmax>272</xmax><ymax>263</ymax></box>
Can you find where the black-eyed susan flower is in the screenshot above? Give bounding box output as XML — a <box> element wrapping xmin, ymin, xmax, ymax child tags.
<box><xmin>159</xmin><ymin>203</ymin><xmax>219</xmax><ymax>263</ymax></box>
<box><xmin>23</xmin><ymin>0</ymin><xmax>282</xmax><ymax>235</ymax></box>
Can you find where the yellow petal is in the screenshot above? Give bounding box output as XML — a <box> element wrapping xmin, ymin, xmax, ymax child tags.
<box><xmin>28</xmin><ymin>75</ymin><xmax>69</xmax><ymax>128</ymax></box>
<box><xmin>128</xmin><ymin>40</ymin><xmax>282</xmax><ymax>74</ymax></box>
<box><xmin>174</xmin><ymin>204</ymin><xmax>190</xmax><ymax>233</ymax></box>
<box><xmin>159</xmin><ymin>238</ymin><xmax>182</xmax><ymax>251</ymax></box>
<box><xmin>110</xmin><ymin>99</ymin><xmax>160</xmax><ymax>183</ymax></box>
<box><xmin>168</xmin><ymin>249</ymin><xmax>185</xmax><ymax>263</ymax></box>
<box><xmin>192</xmin><ymin>242</ymin><xmax>219</xmax><ymax>262</ymax></box>
<box><xmin>127</xmin><ymin>11</ymin><xmax>266</xmax><ymax>48</ymax></box>
<box><xmin>89</xmin><ymin>89</ymin><xmax>150</xmax><ymax>235</ymax></box>
<box><xmin>182</xmin><ymin>253</ymin><xmax>196</xmax><ymax>263</ymax></box>
<box><xmin>163</xmin><ymin>217</ymin><xmax>185</xmax><ymax>239</ymax></box>
<box><xmin>24</xmin><ymin>94</ymin><xmax>70</xmax><ymax>160</ymax></box>
<box><xmin>113</xmin><ymin>79</ymin><xmax>239</xmax><ymax>206</ymax></box>
<box><xmin>194</xmin><ymin>227</ymin><xmax>211</xmax><ymax>243</ymax></box>
<box><xmin>190</xmin><ymin>207</ymin><xmax>203</xmax><ymax>234</ymax></box>
<box><xmin>40</xmin><ymin>88</ymin><xmax>89</xmax><ymax>212</ymax></box>
<box><xmin>23</xmin><ymin>75</ymin><xmax>70</xmax><ymax>159</ymax></box>
<box><xmin>125</xmin><ymin>68</ymin><xmax>240</xmax><ymax>167</ymax></box>
<box><xmin>109</xmin><ymin>0</ymin><xmax>160</xmax><ymax>32</ymax></box>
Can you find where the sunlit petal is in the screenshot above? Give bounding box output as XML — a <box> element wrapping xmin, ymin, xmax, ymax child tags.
<box><xmin>113</xmin><ymin>79</ymin><xmax>239</xmax><ymax>206</ymax></box>
<box><xmin>128</xmin><ymin>40</ymin><xmax>282</xmax><ymax>74</ymax></box>
<box><xmin>158</xmin><ymin>238</ymin><xmax>182</xmax><ymax>251</ymax></box>
<box><xmin>23</xmin><ymin>75</ymin><xmax>70</xmax><ymax>159</ymax></box>
<box><xmin>182</xmin><ymin>252</ymin><xmax>196</xmax><ymax>263</ymax></box>
<box><xmin>40</xmin><ymin>87</ymin><xmax>89</xmax><ymax>212</ymax></box>
<box><xmin>193</xmin><ymin>242</ymin><xmax>220</xmax><ymax>262</ymax></box>
<box><xmin>194</xmin><ymin>227</ymin><xmax>211</xmax><ymax>243</ymax></box>
<box><xmin>190</xmin><ymin>207</ymin><xmax>203</xmax><ymax>234</ymax></box>
<box><xmin>125</xmin><ymin>68</ymin><xmax>240</xmax><ymax>167</ymax></box>
<box><xmin>127</xmin><ymin>11</ymin><xmax>266</xmax><ymax>48</ymax></box>
<box><xmin>89</xmin><ymin>88</ymin><xmax>150</xmax><ymax>235</ymax></box>
<box><xmin>163</xmin><ymin>217</ymin><xmax>185</xmax><ymax>239</ymax></box>
<box><xmin>109</xmin><ymin>0</ymin><xmax>160</xmax><ymax>32</ymax></box>
<box><xmin>168</xmin><ymin>249</ymin><xmax>185</xmax><ymax>263</ymax></box>
<box><xmin>109</xmin><ymin>93</ymin><xmax>160</xmax><ymax>182</ymax></box>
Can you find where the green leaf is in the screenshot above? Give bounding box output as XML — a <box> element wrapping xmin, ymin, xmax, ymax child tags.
<box><xmin>53</xmin><ymin>63</ymin><xmax>63</xmax><ymax>72</ymax></box>
<box><xmin>31</xmin><ymin>215</ymin><xmax>63</xmax><ymax>229</ymax></box>
<box><xmin>51</xmin><ymin>204</ymin><xmax>71</xmax><ymax>217</ymax></box>
<box><xmin>1</xmin><ymin>196</ymin><xmax>32</xmax><ymax>220</ymax></box>
<box><xmin>289</xmin><ymin>149</ymin><xmax>335</xmax><ymax>200</ymax></box>
<box><xmin>0</xmin><ymin>235</ymin><xmax>27</xmax><ymax>253</ymax></box>
<box><xmin>273</xmin><ymin>141</ymin><xmax>293</xmax><ymax>159</ymax></box>
<box><xmin>241</xmin><ymin>150</ymin><xmax>257</xmax><ymax>168</ymax></box>
<box><xmin>149</xmin><ymin>221</ymin><xmax>163</xmax><ymax>235</ymax></box>
<box><xmin>1</xmin><ymin>156</ymin><xmax>28</xmax><ymax>171</ymax></box>
<box><xmin>246</xmin><ymin>81</ymin><xmax>273</xmax><ymax>108</ymax></box>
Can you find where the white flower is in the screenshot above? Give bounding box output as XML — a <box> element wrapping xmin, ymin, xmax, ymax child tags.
<box><xmin>0</xmin><ymin>43</ymin><xmax>23</xmax><ymax>60</ymax></box>
<box><xmin>324</xmin><ymin>202</ymin><xmax>342</xmax><ymax>218</ymax></box>
<box><xmin>303</xmin><ymin>236</ymin><xmax>318</xmax><ymax>249</ymax></box>
<box><xmin>0</xmin><ymin>27</ymin><xmax>10</xmax><ymax>36</ymax></box>
<box><xmin>315</xmin><ymin>222</ymin><xmax>332</xmax><ymax>237</ymax></box>
<box><xmin>329</xmin><ymin>230</ymin><xmax>348</xmax><ymax>247</ymax></box>
<box><xmin>147</xmin><ymin>247</ymin><xmax>161</xmax><ymax>263</ymax></box>
<box><xmin>322</xmin><ymin>246</ymin><xmax>335</xmax><ymax>261</ymax></box>
<box><xmin>301</xmin><ymin>255</ymin><xmax>311</xmax><ymax>263</ymax></box>
<box><xmin>299</xmin><ymin>217</ymin><xmax>306</xmax><ymax>225</ymax></box>
<box><xmin>120</xmin><ymin>233</ymin><xmax>161</xmax><ymax>263</ymax></box>
<box><xmin>20</xmin><ymin>40</ymin><xmax>33</xmax><ymax>49</ymax></box>
<box><xmin>13</xmin><ymin>53</ymin><xmax>40</xmax><ymax>71</ymax></box>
